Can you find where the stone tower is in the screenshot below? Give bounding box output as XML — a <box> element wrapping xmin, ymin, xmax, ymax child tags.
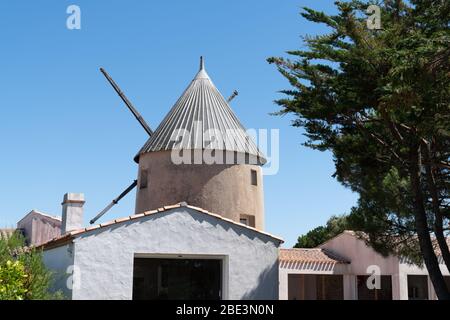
<box><xmin>134</xmin><ymin>58</ymin><xmax>266</xmax><ymax>230</ymax></box>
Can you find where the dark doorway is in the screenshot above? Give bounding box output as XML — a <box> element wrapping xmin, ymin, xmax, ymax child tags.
<box><xmin>288</xmin><ymin>274</ymin><xmax>344</xmax><ymax>300</ymax></box>
<box><xmin>407</xmin><ymin>275</ymin><xmax>429</xmax><ymax>300</ymax></box>
<box><xmin>132</xmin><ymin>258</ymin><xmax>222</xmax><ymax>300</ymax></box>
<box><xmin>357</xmin><ymin>275</ymin><xmax>392</xmax><ymax>300</ymax></box>
<box><xmin>445</xmin><ymin>276</ymin><xmax>450</xmax><ymax>292</ymax></box>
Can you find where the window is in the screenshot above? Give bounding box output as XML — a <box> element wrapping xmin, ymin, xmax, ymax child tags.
<box><xmin>251</xmin><ymin>169</ymin><xmax>257</xmax><ymax>186</ymax></box>
<box><xmin>140</xmin><ymin>169</ymin><xmax>148</xmax><ymax>189</ymax></box>
<box><xmin>316</xmin><ymin>275</ymin><xmax>344</xmax><ymax>300</ymax></box>
<box><xmin>239</xmin><ymin>214</ymin><xmax>255</xmax><ymax>228</ymax></box>
<box><xmin>240</xmin><ymin>218</ymin><xmax>249</xmax><ymax>226</ymax></box>
<box><xmin>357</xmin><ymin>275</ymin><xmax>392</xmax><ymax>300</ymax></box>
<box><xmin>288</xmin><ymin>274</ymin><xmax>343</xmax><ymax>300</ymax></box>
<box><xmin>445</xmin><ymin>276</ymin><xmax>450</xmax><ymax>292</ymax></box>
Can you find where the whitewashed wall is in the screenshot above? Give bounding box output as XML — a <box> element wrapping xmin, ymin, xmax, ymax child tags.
<box><xmin>42</xmin><ymin>243</ymin><xmax>74</xmax><ymax>299</ymax></box>
<box><xmin>44</xmin><ymin>207</ymin><xmax>281</xmax><ymax>300</ymax></box>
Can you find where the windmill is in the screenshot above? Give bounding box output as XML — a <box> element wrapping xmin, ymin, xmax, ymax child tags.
<box><xmin>90</xmin><ymin>58</ymin><xmax>239</xmax><ymax>224</ymax></box>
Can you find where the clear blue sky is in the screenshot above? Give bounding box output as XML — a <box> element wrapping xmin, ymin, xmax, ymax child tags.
<box><xmin>0</xmin><ymin>0</ymin><xmax>357</xmax><ymax>247</ymax></box>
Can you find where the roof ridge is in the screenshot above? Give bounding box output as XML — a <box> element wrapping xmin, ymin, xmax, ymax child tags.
<box><xmin>37</xmin><ymin>202</ymin><xmax>283</xmax><ymax>250</ymax></box>
<box><xmin>17</xmin><ymin>209</ymin><xmax>61</xmax><ymax>225</ymax></box>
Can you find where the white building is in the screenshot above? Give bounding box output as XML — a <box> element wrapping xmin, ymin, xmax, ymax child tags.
<box><xmin>41</xmin><ymin>200</ymin><xmax>282</xmax><ymax>300</ymax></box>
<box><xmin>279</xmin><ymin>231</ymin><xmax>450</xmax><ymax>300</ymax></box>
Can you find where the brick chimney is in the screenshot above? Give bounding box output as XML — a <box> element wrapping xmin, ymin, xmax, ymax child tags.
<box><xmin>61</xmin><ymin>193</ymin><xmax>85</xmax><ymax>234</ymax></box>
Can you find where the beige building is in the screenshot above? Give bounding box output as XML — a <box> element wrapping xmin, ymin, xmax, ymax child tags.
<box><xmin>17</xmin><ymin>210</ymin><xmax>61</xmax><ymax>246</ymax></box>
<box><xmin>280</xmin><ymin>231</ymin><xmax>450</xmax><ymax>300</ymax></box>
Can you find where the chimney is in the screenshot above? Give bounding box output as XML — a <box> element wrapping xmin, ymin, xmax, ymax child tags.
<box><xmin>61</xmin><ymin>193</ymin><xmax>85</xmax><ymax>235</ymax></box>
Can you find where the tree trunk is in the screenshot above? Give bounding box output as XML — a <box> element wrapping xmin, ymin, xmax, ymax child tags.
<box><xmin>422</xmin><ymin>143</ymin><xmax>450</xmax><ymax>273</ymax></box>
<box><xmin>410</xmin><ymin>145</ymin><xmax>450</xmax><ymax>300</ymax></box>
<box><xmin>434</xmin><ymin>213</ymin><xmax>450</xmax><ymax>273</ymax></box>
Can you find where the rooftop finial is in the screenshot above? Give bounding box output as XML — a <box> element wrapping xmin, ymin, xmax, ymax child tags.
<box><xmin>200</xmin><ymin>56</ymin><xmax>204</xmax><ymax>71</ymax></box>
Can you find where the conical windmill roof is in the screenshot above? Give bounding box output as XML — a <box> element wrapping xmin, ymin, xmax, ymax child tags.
<box><xmin>135</xmin><ymin>58</ymin><xmax>266</xmax><ymax>164</ymax></box>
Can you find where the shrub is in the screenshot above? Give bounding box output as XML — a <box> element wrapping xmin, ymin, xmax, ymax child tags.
<box><xmin>0</xmin><ymin>231</ymin><xmax>63</xmax><ymax>300</ymax></box>
<box><xmin>0</xmin><ymin>260</ymin><xmax>28</xmax><ymax>300</ymax></box>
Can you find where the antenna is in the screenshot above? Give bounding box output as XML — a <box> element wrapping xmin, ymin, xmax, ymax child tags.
<box><xmin>200</xmin><ymin>56</ymin><xmax>205</xmax><ymax>70</ymax></box>
<box><xmin>100</xmin><ymin>68</ymin><xmax>153</xmax><ymax>136</ymax></box>
<box><xmin>89</xmin><ymin>180</ymin><xmax>138</xmax><ymax>225</ymax></box>
<box><xmin>227</xmin><ymin>90</ymin><xmax>239</xmax><ymax>103</ymax></box>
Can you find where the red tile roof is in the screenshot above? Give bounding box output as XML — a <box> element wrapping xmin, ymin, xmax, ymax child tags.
<box><xmin>279</xmin><ymin>248</ymin><xmax>350</xmax><ymax>264</ymax></box>
<box><xmin>37</xmin><ymin>203</ymin><xmax>283</xmax><ymax>250</ymax></box>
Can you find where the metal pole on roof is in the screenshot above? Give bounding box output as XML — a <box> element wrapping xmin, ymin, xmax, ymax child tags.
<box><xmin>89</xmin><ymin>180</ymin><xmax>138</xmax><ymax>225</ymax></box>
<box><xmin>99</xmin><ymin>67</ymin><xmax>153</xmax><ymax>136</ymax></box>
<box><xmin>227</xmin><ymin>90</ymin><xmax>239</xmax><ymax>103</ymax></box>
<box><xmin>200</xmin><ymin>56</ymin><xmax>205</xmax><ymax>70</ymax></box>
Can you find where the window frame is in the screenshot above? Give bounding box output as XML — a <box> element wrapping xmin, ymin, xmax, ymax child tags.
<box><xmin>140</xmin><ymin>169</ymin><xmax>148</xmax><ymax>189</ymax></box>
<box><xmin>251</xmin><ymin>169</ymin><xmax>258</xmax><ymax>186</ymax></box>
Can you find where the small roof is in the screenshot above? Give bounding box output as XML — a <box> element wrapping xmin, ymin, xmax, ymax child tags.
<box><xmin>279</xmin><ymin>248</ymin><xmax>350</xmax><ymax>264</ymax></box>
<box><xmin>135</xmin><ymin>57</ymin><xmax>266</xmax><ymax>163</ymax></box>
<box><xmin>38</xmin><ymin>202</ymin><xmax>283</xmax><ymax>250</ymax></box>
<box><xmin>17</xmin><ymin>209</ymin><xmax>61</xmax><ymax>225</ymax></box>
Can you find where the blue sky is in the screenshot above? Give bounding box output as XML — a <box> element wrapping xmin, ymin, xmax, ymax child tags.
<box><xmin>0</xmin><ymin>0</ymin><xmax>357</xmax><ymax>247</ymax></box>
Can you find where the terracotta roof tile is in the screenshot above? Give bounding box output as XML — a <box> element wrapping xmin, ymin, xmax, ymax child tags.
<box><xmin>69</xmin><ymin>229</ymin><xmax>86</xmax><ymax>236</ymax></box>
<box><xmin>84</xmin><ymin>225</ymin><xmax>101</xmax><ymax>232</ymax></box>
<box><xmin>185</xmin><ymin>205</ymin><xmax>203</xmax><ymax>212</ymax></box>
<box><xmin>100</xmin><ymin>220</ymin><xmax>116</xmax><ymax>228</ymax></box>
<box><xmin>163</xmin><ymin>204</ymin><xmax>181</xmax><ymax>210</ymax></box>
<box><xmin>279</xmin><ymin>248</ymin><xmax>350</xmax><ymax>264</ymax></box>
<box><xmin>144</xmin><ymin>209</ymin><xmax>158</xmax><ymax>216</ymax></box>
<box><xmin>114</xmin><ymin>217</ymin><xmax>131</xmax><ymax>224</ymax></box>
<box><xmin>130</xmin><ymin>213</ymin><xmax>145</xmax><ymax>219</ymax></box>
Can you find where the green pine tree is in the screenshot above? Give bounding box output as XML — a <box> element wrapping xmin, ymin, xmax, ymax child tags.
<box><xmin>268</xmin><ymin>0</ymin><xmax>450</xmax><ymax>299</ymax></box>
<box><xmin>295</xmin><ymin>215</ymin><xmax>349</xmax><ymax>248</ymax></box>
